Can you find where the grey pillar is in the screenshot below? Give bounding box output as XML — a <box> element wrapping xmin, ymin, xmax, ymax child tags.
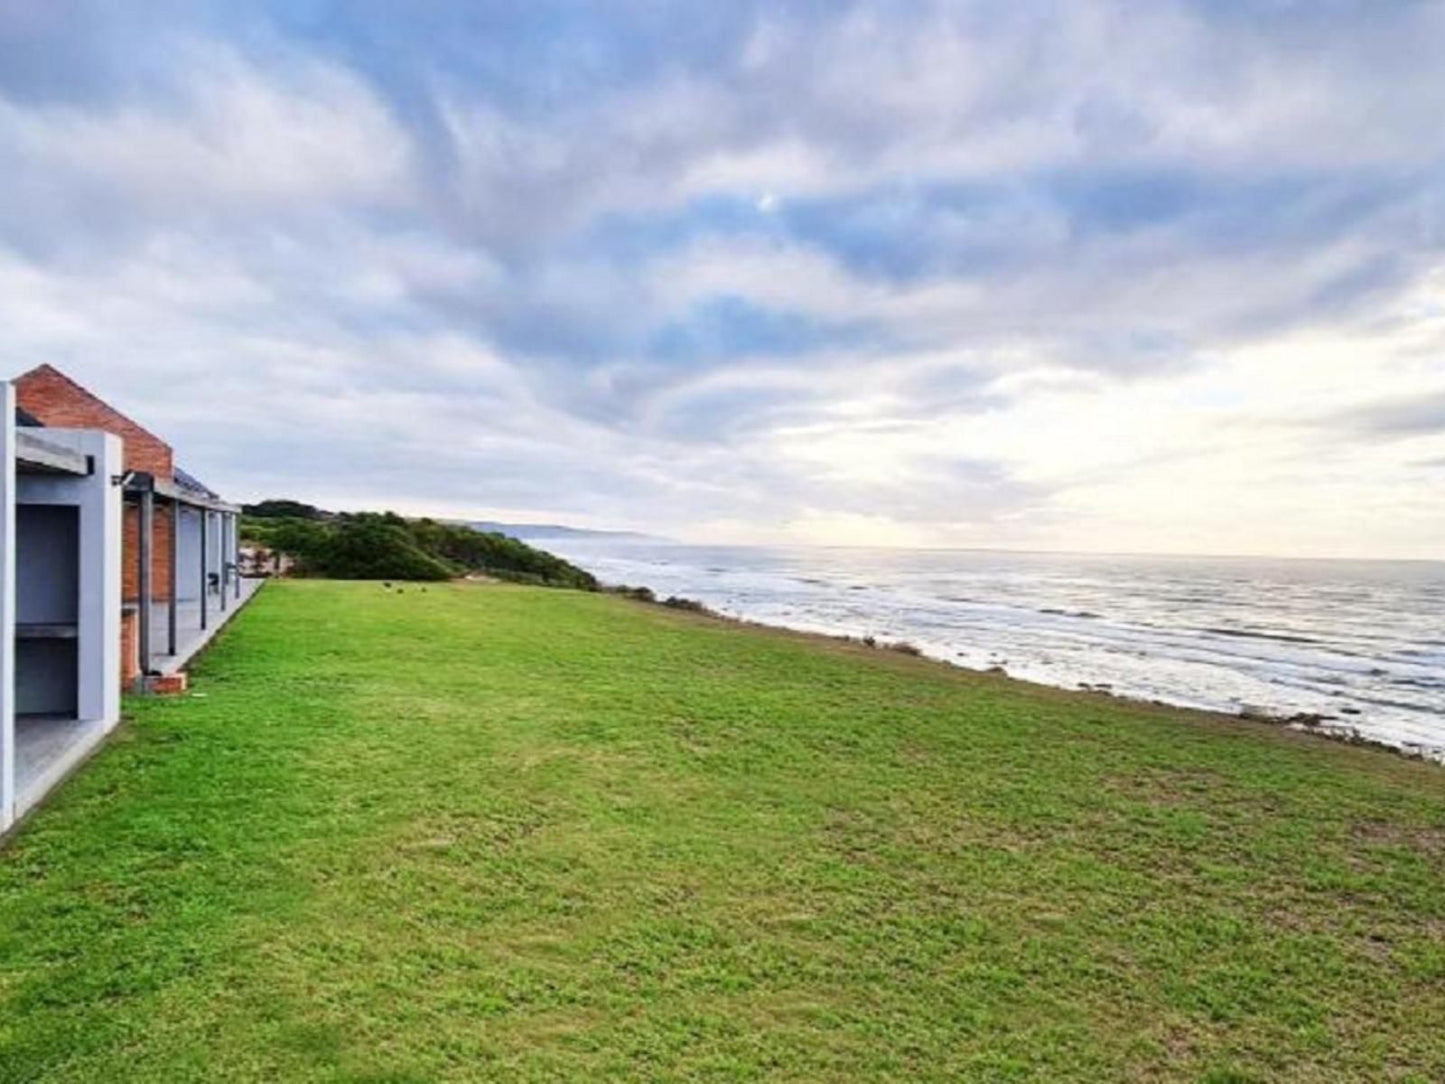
<box><xmin>167</xmin><ymin>499</ymin><xmax>178</xmax><ymax>656</ymax></box>
<box><xmin>1</xmin><ymin>384</ymin><xmax>16</xmax><ymax>832</ymax></box>
<box><xmin>199</xmin><ymin>509</ymin><xmax>208</xmax><ymax>632</ymax></box>
<box><xmin>138</xmin><ymin>490</ymin><xmax>154</xmax><ymax>678</ymax></box>
<box><xmin>233</xmin><ymin>513</ymin><xmax>242</xmax><ymax>600</ymax></box>
<box><xmin>218</xmin><ymin>512</ymin><xmax>228</xmax><ymax>614</ymax></box>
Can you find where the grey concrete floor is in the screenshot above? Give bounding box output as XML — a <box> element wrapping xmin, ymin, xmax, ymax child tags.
<box><xmin>148</xmin><ymin>577</ymin><xmax>264</xmax><ymax>676</ymax></box>
<box><xmin>15</xmin><ymin>714</ymin><xmax>108</xmax><ymax>816</ymax></box>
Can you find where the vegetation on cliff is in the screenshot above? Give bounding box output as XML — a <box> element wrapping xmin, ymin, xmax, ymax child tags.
<box><xmin>241</xmin><ymin>504</ymin><xmax>597</xmax><ymax>589</ymax></box>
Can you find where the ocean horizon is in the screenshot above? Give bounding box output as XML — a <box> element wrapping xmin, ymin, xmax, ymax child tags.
<box><xmin>533</xmin><ymin>537</ymin><xmax>1445</xmax><ymax>762</ymax></box>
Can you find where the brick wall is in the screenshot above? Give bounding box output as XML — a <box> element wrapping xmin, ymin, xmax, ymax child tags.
<box><xmin>17</xmin><ymin>363</ymin><xmax>179</xmax><ymax>607</ymax></box>
<box><xmin>122</xmin><ymin>503</ymin><xmax>175</xmax><ymax>604</ymax></box>
<box><xmin>119</xmin><ymin>609</ymin><xmax>140</xmax><ymax>687</ymax></box>
<box><xmin>14</xmin><ymin>364</ymin><xmax>175</xmax><ymax>482</ymax></box>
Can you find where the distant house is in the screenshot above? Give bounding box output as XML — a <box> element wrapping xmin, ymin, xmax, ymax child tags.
<box><xmin>1</xmin><ymin>366</ymin><xmax>257</xmax><ymax>834</ymax></box>
<box><xmin>239</xmin><ymin>543</ymin><xmax>295</xmax><ymax>578</ymax></box>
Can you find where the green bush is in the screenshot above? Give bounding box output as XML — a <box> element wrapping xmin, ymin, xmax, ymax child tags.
<box><xmin>241</xmin><ymin>507</ymin><xmax>596</xmax><ymax>589</ymax></box>
<box><xmin>313</xmin><ymin>520</ymin><xmax>455</xmax><ymax>581</ymax></box>
<box><xmin>407</xmin><ymin>518</ymin><xmax>597</xmax><ymax>590</ymax></box>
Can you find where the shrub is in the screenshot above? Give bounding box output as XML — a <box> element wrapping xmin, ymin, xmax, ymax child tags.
<box><xmin>405</xmin><ymin>518</ymin><xmax>597</xmax><ymax>589</ymax></box>
<box><xmin>662</xmin><ymin>596</ymin><xmax>712</xmax><ymax>614</ymax></box>
<box><xmin>312</xmin><ymin>520</ymin><xmax>454</xmax><ymax>581</ymax></box>
<box><xmin>243</xmin><ymin>504</ymin><xmax>597</xmax><ymax>588</ymax></box>
<box><xmin>607</xmin><ymin>585</ymin><xmax>656</xmax><ymax>603</ymax></box>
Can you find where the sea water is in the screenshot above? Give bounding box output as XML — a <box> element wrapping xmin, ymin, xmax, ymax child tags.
<box><xmin>538</xmin><ymin>540</ymin><xmax>1445</xmax><ymax>761</ymax></box>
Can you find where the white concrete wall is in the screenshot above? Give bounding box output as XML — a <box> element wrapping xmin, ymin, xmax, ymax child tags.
<box><xmin>206</xmin><ymin>511</ymin><xmax>241</xmax><ymax>607</ymax></box>
<box><xmin>206</xmin><ymin>510</ymin><xmax>222</xmax><ymax>598</ymax></box>
<box><xmin>15</xmin><ymin>430</ymin><xmax>123</xmax><ymax>729</ymax></box>
<box><xmin>176</xmin><ymin>505</ymin><xmax>204</xmax><ymax>602</ymax></box>
<box><xmin>226</xmin><ymin>513</ymin><xmax>239</xmax><ymax>599</ymax></box>
<box><xmin>16</xmin><ymin>506</ymin><xmax>78</xmax><ymax>625</ymax></box>
<box><xmin>1</xmin><ymin>384</ymin><xmax>16</xmax><ymax>832</ymax></box>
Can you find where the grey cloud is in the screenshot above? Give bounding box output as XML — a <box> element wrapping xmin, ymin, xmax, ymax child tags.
<box><xmin>1334</xmin><ymin>391</ymin><xmax>1445</xmax><ymax>439</ymax></box>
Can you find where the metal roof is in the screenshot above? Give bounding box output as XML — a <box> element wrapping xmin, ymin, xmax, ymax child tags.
<box><xmin>174</xmin><ymin>465</ymin><xmax>220</xmax><ymax>500</ymax></box>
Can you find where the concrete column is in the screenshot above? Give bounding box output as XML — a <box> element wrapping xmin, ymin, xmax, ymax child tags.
<box><xmin>218</xmin><ymin>512</ymin><xmax>228</xmax><ymax>614</ymax></box>
<box><xmin>1</xmin><ymin>384</ymin><xmax>16</xmax><ymax>833</ymax></box>
<box><xmin>233</xmin><ymin>513</ymin><xmax>242</xmax><ymax>600</ymax></box>
<box><xmin>86</xmin><ymin>436</ymin><xmax>121</xmax><ymax>728</ymax></box>
<box><xmin>168</xmin><ymin>499</ymin><xmax>178</xmax><ymax>656</ymax></box>
<box><xmin>137</xmin><ymin>489</ymin><xmax>153</xmax><ymax>679</ymax></box>
<box><xmin>199</xmin><ymin>510</ymin><xmax>209</xmax><ymax>631</ymax></box>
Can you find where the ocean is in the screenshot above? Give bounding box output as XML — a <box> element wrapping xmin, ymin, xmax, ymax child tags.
<box><xmin>534</xmin><ymin>539</ymin><xmax>1445</xmax><ymax>761</ymax></box>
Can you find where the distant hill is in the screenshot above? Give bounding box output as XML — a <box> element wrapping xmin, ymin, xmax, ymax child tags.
<box><xmin>243</xmin><ymin>501</ymin><xmax>657</xmax><ymax>545</ymax></box>
<box><xmin>467</xmin><ymin>522</ymin><xmax>661</xmax><ymax>543</ymax></box>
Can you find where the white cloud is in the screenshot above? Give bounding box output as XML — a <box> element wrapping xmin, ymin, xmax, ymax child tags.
<box><xmin>0</xmin><ymin>1</ymin><xmax>1442</xmax><ymax>558</ymax></box>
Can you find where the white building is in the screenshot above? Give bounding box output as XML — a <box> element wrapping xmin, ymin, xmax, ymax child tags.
<box><xmin>1</xmin><ymin>372</ymin><xmax>260</xmax><ymax>837</ymax></box>
<box><xmin>0</xmin><ymin>383</ymin><xmax>122</xmax><ymax>833</ymax></box>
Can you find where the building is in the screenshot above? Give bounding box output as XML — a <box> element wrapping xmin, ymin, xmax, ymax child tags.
<box><xmin>1</xmin><ymin>367</ymin><xmax>257</xmax><ymax>834</ymax></box>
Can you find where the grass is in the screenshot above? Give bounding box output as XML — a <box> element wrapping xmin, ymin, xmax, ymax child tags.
<box><xmin>2</xmin><ymin>580</ymin><xmax>1443</xmax><ymax>1083</ymax></box>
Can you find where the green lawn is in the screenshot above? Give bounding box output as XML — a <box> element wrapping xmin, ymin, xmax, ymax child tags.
<box><xmin>2</xmin><ymin>581</ymin><xmax>1443</xmax><ymax>1082</ymax></box>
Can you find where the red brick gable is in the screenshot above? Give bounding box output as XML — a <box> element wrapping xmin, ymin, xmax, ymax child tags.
<box><xmin>14</xmin><ymin>364</ymin><xmax>174</xmax><ymax>483</ymax></box>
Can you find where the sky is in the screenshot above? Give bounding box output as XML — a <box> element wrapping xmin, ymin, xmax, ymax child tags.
<box><xmin>1</xmin><ymin>1</ymin><xmax>1443</xmax><ymax>559</ymax></box>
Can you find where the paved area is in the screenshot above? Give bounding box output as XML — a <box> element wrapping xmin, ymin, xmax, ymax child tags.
<box><xmin>14</xmin><ymin>714</ymin><xmax>108</xmax><ymax>817</ymax></box>
<box><xmin>148</xmin><ymin>577</ymin><xmax>265</xmax><ymax>676</ymax></box>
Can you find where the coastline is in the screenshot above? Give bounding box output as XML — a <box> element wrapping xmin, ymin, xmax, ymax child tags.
<box><xmin>543</xmin><ymin>541</ymin><xmax>1444</xmax><ymax>764</ymax></box>
<box><xmin>606</xmin><ymin>584</ymin><xmax>1444</xmax><ymax>766</ymax></box>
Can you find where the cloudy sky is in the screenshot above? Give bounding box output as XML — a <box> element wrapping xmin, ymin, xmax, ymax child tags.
<box><xmin>2</xmin><ymin>1</ymin><xmax>1443</xmax><ymax>558</ymax></box>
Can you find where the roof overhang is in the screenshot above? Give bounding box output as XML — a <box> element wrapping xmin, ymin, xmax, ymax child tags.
<box><xmin>123</xmin><ymin>471</ymin><xmax>240</xmax><ymax>513</ymax></box>
<box><xmin>15</xmin><ymin>429</ymin><xmax>91</xmax><ymax>476</ymax></box>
